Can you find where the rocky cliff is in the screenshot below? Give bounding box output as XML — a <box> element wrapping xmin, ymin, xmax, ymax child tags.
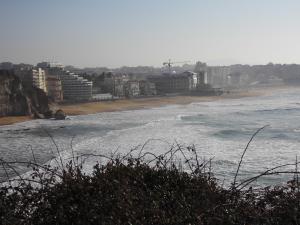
<box><xmin>0</xmin><ymin>70</ymin><xmax>52</xmax><ymax>118</ymax></box>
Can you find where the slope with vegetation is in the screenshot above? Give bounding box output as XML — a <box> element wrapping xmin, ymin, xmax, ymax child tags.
<box><xmin>1</xmin><ymin>137</ymin><xmax>300</xmax><ymax>225</ymax></box>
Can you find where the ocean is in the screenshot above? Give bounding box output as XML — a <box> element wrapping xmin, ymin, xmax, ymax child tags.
<box><xmin>1</xmin><ymin>87</ymin><xmax>300</xmax><ymax>187</ymax></box>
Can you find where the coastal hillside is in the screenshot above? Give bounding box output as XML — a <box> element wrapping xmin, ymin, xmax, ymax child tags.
<box><xmin>0</xmin><ymin>70</ymin><xmax>51</xmax><ymax>118</ymax></box>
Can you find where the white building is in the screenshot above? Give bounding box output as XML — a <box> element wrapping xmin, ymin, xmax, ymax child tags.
<box><xmin>36</xmin><ymin>62</ymin><xmax>93</xmax><ymax>101</ymax></box>
<box><xmin>32</xmin><ymin>68</ymin><xmax>47</xmax><ymax>93</ymax></box>
<box><xmin>207</xmin><ymin>66</ymin><xmax>232</xmax><ymax>88</ymax></box>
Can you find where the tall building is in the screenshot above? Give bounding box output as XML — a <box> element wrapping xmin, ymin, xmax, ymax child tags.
<box><xmin>37</xmin><ymin>62</ymin><xmax>93</xmax><ymax>101</ymax></box>
<box><xmin>32</xmin><ymin>68</ymin><xmax>47</xmax><ymax>93</ymax></box>
<box><xmin>207</xmin><ymin>66</ymin><xmax>231</xmax><ymax>88</ymax></box>
<box><xmin>46</xmin><ymin>76</ymin><xmax>63</xmax><ymax>102</ymax></box>
<box><xmin>58</xmin><ymin>71</ymin><xmax>93</xmax><ymax>101</ymax></box>
<box><xmin>14</xmin><ymin>66</ymin><xmax>47</xmax><ymax>93</ymax></box>
<box><xmin>194</xmin><ymin>61</ymin><xmax>208</xmax><ymax>85</ymax></box>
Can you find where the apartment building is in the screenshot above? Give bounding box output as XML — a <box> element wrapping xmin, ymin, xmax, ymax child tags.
<box><xmin>139</xmin><ymin>80</ymin><xmax>156</xmax><ymax>96</ymax></box>
<box><xmin>194</xmin><ymin>61</ymin><xmax>208</xmax><ymax>85</ymax></box>
<box><xmin>100</xmin><ymin>72</ymin><xmax>129</xmax><ymax>97</ymax></box>
<box><xmin>148</xmin><ymin>72</ymin><xmax>196</xmax><ymax>94</ymax></box>
<box><xmin>207</xmin><ymin>66</ymin><xmax>232</xmax><ymax>88</ymax></box>
<box><xmin>32</xmin><ymin>68</ymin><xmax>47</xmax><ymax>93</ymax></box>
<box><xmin>58</xmin><ymin>71</ymin><xmax>93</xmax><ymax>101</ymax></box>
<box><xmin>14</xmin><ymin>66</ymin><xmax>47</xmax><ymax>93</ymax></box>
<box><xmin>37</xmin><ymin>62</ymin><xmax>93</xmax><ymax>101</ymax></box>
<box><xmin>46</xmin><ymin>76</ymin><xmax>63</xmax><ymax>102</ymax></box>
<box><xmin>124</xmin><ymin>80</ymin><xmax>140</xmax><ymax>97</ymax></box>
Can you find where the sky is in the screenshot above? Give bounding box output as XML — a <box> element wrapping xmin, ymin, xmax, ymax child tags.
<box><xmin>1</xmin><ymin>0</ymin><xmax>300</xmax><ymax>68</ymax></box>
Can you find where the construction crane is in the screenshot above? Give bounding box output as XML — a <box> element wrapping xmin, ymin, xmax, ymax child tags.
<box><xmin>163</xmin><ymin>59</ymin><xmax>190</xmax><ymax>74</ymax></box>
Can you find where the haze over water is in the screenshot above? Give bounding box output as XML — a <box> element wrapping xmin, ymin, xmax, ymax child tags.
<box><xmin>1</xmin><ymin>87</ymin><xmax>300</xmax><ymax>186</ymax></box>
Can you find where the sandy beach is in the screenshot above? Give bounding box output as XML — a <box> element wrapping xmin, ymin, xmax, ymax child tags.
<box><xmin>0</xmin><ymin>86</ymin><xmax>280</xmax><ymax>126</ymax></box>
<box><xmin>60</xmin><ymin>84</ymin><xmax>295</xmax><ymax>116</ymax></box>
<box><xmin>0</xmin><ymin>116</ymin><xmax>32</xmax><ymax>126</ymax></box>
<box><xmin>60</xmin><ymin>91</ymin><xmax>259</xmax><ymax>116</ymax></box>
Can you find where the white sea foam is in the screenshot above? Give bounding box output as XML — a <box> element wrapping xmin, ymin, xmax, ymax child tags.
<box><xmin>2</xmin><ymin>88</ymin><xmax>300</xmax><ymax>185</ymax></box>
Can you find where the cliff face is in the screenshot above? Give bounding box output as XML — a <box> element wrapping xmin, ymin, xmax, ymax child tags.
<box><xmin>0</xmin><ymin>70</ymin><xmax>51</xmax><ymax>118</ymax></box>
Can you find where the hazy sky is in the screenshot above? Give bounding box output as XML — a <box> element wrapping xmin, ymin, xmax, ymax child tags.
<box><xmin>1</xmin><ymin>0</ymin><xmax>300</xmax><ymax>68</ymax></box>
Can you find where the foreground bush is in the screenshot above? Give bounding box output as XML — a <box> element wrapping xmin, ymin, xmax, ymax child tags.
<box><xmin>1</xmin><ymin>150</ymin><xmax>300</xmax><ymax>225</ymax></box>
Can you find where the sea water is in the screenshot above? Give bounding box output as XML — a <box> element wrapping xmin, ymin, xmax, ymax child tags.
<box><xmin>1</xmin><ymin>87</ymin><xmax>300</xmax><ymax>187</ymax></box>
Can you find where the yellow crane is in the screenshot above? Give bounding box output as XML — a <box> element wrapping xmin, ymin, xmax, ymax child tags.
<box><xmin>163</xmin><ymin>59</ymin><xmax>190</xmax><ymax>74</ymax></box>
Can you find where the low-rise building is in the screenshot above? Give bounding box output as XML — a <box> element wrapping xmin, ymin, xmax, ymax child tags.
<box><xmin>0</xmin><ymin>62</ymin><xmax>14</xmax><ymax>70</ymax></box>
<box><xmin>37</xmin><ymin>62</ymin><xmax>64</xmax><ymax>69</ymax></box>
<box><xmin>148</xmin><ymin>72</ymin><xmax>196</xmax><ymax>94</ymax></box>
<box><xmin>207</xmin><ymin>66</ymin><xmax>231</xmax><ymax>88</ymax></box>
<box><xmin>99</xmin><ymin>72</ymin><xmax>129</xmax><ymax>97</ymax></box>
<box><xmin>181</xmin><ymin>71</ymin><xmax>198</xmax><ymax>89</ymax></box>
<box><xmin>139</xmin><ymin>80</ymin><xmax>156</xmax><ymax>96</ymax></box>
<box><xmin>96</xmin><ymin>72</ymin><xmax>157</xmax><ymax>98</ymax></box>
<box><xmin>124</xmin><ymin>80</ymin><xmax>140</xmax><ymax>97</ymax></box>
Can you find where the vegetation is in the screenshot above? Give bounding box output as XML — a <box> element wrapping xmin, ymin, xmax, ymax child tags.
<box><xmin>1</xmin><ymin>129</ymin><xmax>300</xmax><ymax>224</ymax></box>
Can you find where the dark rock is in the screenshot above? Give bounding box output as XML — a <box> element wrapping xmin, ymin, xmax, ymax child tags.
<box><xmin>0</xmin><ymin>70</ymin><xmax>51</xmax><ymax>118</ymax></box>
<box><xmin>54</xmin><ymin>109</ymin><xmax>66</xmax><ymax>120</ymax></box>
<box><xmin>0</xmin><ymin>70</ymin><xmax>30</xmax><ymax>116</ymax></box>
<box><xmin>24</xmin><ymin>84</ymin><xmax>51</xmax><ymax>118</ymax></box>
<box><xmin>33</xmin><ymin>112</ymin><xmax>45</xmax><ymax>119</ymax></box>
<box><xmin>44</xmin><ymin>110</ymin><xmax>53</xmax><ymax>119</ymax></box>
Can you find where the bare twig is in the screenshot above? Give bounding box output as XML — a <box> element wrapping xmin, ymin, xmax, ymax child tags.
<box><xmin>1</xmin><ymin>160</ymin><xmax>62</xmax><ymax>178</ymax></box>
<box><xmin>70</xmin><ymin>135</ymin><xmax>76</xmax><ymax>167</ymax></box>
<box><xmin>237</xmin><ymin>162</ymin><xmax>300</xmax><ymax>190</ymax></box>
<box><xmin>233</xmin><ymin>125</ymin><xmax>269</xmax><ymax>187</ymax></box>
<box><xmin>138</xmin><ymin>138</ymin><xmax>171</xmax><ymax>158</ymax></box>
<box><xmin>1</xmin><ymin>160</ymin><xmax>10</xmax><ymax>183</ymax></box>
<box><xmin>175</xmin><ymin>141</ymin><xmax>193</xmax><ymax>172</ymax></box>
<box><xmin>41</xmin><ymin>126</ymin><xmax>64</xmax><ymax>170</ymax></box>
<box><xmin>0</xmin><ymin>158</ymin><xmax>25</xmax><ymax>185</ymax></box>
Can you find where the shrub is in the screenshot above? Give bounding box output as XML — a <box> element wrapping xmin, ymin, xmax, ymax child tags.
<box><xmin>0</xmin><ymin>145</ymin><xmax>300</xmax><ymax>225</ymax></box>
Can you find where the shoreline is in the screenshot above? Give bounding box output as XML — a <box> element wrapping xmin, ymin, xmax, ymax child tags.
<box><xmin>0</xmin><ymin>85</ymin><xmax>288</xmax><ymax>126</ymax></box>
<box><xmin>60</xmin><ymin>91</ymin><xmax>259</xmax><ymax>116</ymax></box>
